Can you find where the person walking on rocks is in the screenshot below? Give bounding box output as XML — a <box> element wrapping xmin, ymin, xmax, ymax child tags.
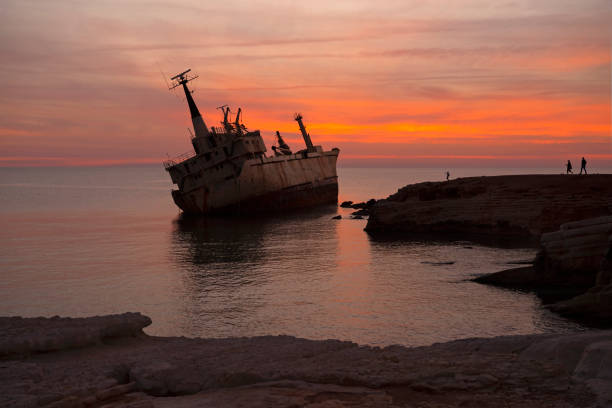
<box><xmin>580</xmin><ymin>157</ymin><xmax>587</xmax><ymax>175</ymax></box>
<box><xmin>446</xmin><ymin>171</ymin><xmax>450</xmax><ymax>181</ymax></box>
<box><xmin>566</xmin><ymin>160</ymin><xmax>573</xmax><ymax>174</ymax></box>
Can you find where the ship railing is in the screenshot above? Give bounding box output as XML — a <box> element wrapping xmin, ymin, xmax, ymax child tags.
<box><xmin>211</xmin><ymin>126</ymin><xmax>233</xmax><ymax>137</ymax></box>
<box><xmin>163</xmin><ymin>150</ymin><xmax>196</xmax><ymax>169</ymax></box>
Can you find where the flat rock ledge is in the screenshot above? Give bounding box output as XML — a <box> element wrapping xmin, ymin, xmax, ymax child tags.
<box><xmin>2</xmin><ymin>314</ymin><xmax>612</xmax><ymax>407</ymax></box>
<box><xmin>0</xmin><ymin>312</ymin><xmax>151</xmax><ymax>356</ymax></box>
<box><xmin>366</xmin><ymin>174</ymin><xmax>612</xmax><ymax>239</ymax></box>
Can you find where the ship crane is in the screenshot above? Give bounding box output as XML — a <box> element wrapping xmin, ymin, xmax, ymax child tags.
<box><xmin>217</xmin><ymin>105</ymin><xmax>232</xmax><ymax>131</ymax></box>
<box><xmin>294</xmin><ymin>113</ymin><xmax>315</xmax><ymax>152</ymax></box>
<box><xmin>234</xmin><ymin>108</ymin><xmax>242</xmax><ymax>135</ymax></box>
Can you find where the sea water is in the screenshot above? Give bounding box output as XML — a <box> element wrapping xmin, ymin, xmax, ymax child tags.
<box><xmin>0</xmin><ymin>166</ymin><xmax>589</xmax><ymax>346</ymax></box>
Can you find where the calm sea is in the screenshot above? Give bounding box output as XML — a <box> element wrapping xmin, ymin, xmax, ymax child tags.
<box><xmin>0</xmin><ymin>166</ymin><xmax>591</xmax><ymax>346</ymax></box>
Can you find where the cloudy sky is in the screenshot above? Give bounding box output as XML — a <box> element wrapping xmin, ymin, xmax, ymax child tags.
<box><xmin>0</xmin><ymin>0</ymin><xmax>610</xmax><ymax>167</ymax></box>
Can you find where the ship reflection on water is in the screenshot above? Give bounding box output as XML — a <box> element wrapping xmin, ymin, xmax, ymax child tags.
<box><xmin>171</xmin><ymin>205</ymin><xmax>339</xmax><ymax>266</ymax></box>
<box><xmin>172</xmin><ymin>214</ymin><xmax>269</xmax><ymax>267</ymax></box>
<box><xmin>169</xmin><ymin>206</ymin><xmax>346</xmax><ymax>338</ymax></box>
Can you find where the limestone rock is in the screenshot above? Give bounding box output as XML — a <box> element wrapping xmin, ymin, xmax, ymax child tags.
<box><xmin>520</xmin><ymin>331</ymin><xmax>612</xmax><ymax>373</ymax></box>
<box><xmin>129</xmin><ymin>361</ymin><xmax>204</xmax><ymax>396</ymax></box>
<box><xmin>520</xmin><ymin>332</ymin><xmax>612</xmax><ymax>407</ymax></box>
<box><xmin>153</xmin><ymin>381</ymin><xmax>393</xmax><ymax>408</ymax></box>
<box><xmin>2</xmin><ymin>314</ymin><xmax>611</xmax><ymax>407</ymax></box>
<box><xmin>573</xmin><ymin>341</ymin><xmax>612</xmax><ymax>381</ymax></box>
<box><xmin>0</xmin><ymin>313</ymin><xmax>151</xmax><ymax>356</ymax></box>
<box><xmin>365</xmin><ymin>175</ymin><xmax>612</xmax><ymax>239</ymax></box>
<box><xmin>540</xmin><ymin>216</ymin><xmax>612</xmax><ymax>275</ymax></box>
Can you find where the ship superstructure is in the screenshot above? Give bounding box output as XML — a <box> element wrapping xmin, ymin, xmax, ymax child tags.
<box><xmin>163</xmin><ymin>69</ymin><xmax>339</xmax><ymax>214</ymax></box>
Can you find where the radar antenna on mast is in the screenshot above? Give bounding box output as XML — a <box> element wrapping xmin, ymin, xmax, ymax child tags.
<box><xmin>168</xmin><ymin>69</ymin><xmax>210</xmax><ymax>139</ymax></box>
<box><xmin>169</xmin><ymin>69</ymin><xmax>199</xmax><ymax>90</ymax></box>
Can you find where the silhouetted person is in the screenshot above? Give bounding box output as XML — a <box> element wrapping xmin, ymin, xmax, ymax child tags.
<box><xmin>566</xmin><ymin>160</ymin><xmax>573</xmax><ymax>174</ymax></box>
<box><xmin>445</xmin><ymin>171</ymin><xmax>450</xmax><ymax>181</ymax></box>
<box><xmin>580</xmin><ymin>157</ymin><xmax>587</xmax><ymax>175</ymax></box>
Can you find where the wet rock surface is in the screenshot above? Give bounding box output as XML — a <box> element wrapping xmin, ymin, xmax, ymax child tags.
<box><xmin>366</xmin><ymin>175</ymin><xmax>612</xmax><ymax>239</ymax></box>
<box><xmin>2</xmin><ymin>314</ymin><xmax>612</xmax><ymax>407</ymax></box>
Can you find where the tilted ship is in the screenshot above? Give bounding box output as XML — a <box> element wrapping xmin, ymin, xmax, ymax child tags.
<box><xmin>163</xmin><ymin>70</ymin><xmax>340</xmax><ymax>214</ymax></box>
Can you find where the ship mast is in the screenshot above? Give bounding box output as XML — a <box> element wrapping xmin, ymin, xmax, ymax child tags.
<box><xmin>169</xmin><ymin>69</ymin><xmax>210</xmax><ymax>138</ymax></box>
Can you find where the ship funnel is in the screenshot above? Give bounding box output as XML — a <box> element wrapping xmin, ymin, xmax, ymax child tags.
<box><xmin>294</xmin><ymin>113</ymin><xmax>314</xmax><ymax>151</ymax></box>
<box><xmin>169</xmin><ymin>69</ymin><xmax>210</xmax><ymax>138</ymax></box>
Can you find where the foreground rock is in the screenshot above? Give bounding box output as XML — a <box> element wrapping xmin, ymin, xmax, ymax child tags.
<box><xmin>366</xmin><ymin>175</ymin><xmax>612</xmax><ymax>239</ymax></box>
<box><xmin>2</xmin><ymin>314</ymin><xmax>612</xmax><ymax>407</ymax></box>
<box><xmin>0</xmin><ymin>312</ymin><xmax>151</xmax><ymax>356</ymax></box>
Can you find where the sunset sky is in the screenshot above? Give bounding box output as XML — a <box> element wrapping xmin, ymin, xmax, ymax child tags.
<box><xmin>1</xmin><ymin>0</ymin><xmax>610</xmax><ymax>167</ymax></box>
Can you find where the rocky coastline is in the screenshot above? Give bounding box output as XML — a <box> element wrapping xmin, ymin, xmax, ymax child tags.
<box><xmin>362</xmin><ymin>174</ymin><xmax>612</xmax><ymax>327</ymax></box>
<box><xmin>2</xmin><ymin>313</ymin><xmax>612</xmax><ymax>408</ymax></box>
<box><xmin>365</xmin><ymin>175</ymin><xmax>612</xmax><ymax>239</ymax></box>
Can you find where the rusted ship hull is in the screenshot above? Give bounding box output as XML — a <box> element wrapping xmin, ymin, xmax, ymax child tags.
<box><xmin>171</xmin><ymin>150</ymin><xmax>339</xmax><ymax>215</ymax></box>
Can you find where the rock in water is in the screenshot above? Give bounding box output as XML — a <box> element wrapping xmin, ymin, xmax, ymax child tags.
<box><xmin>351</xmin><ymin>208</ymin><xmax>369</xmax><ymax>216</ymax></box>
<box><xmin>365</xmin><ymin>175</ymin><xmax>612</xmax><ymax>239</ymax></box>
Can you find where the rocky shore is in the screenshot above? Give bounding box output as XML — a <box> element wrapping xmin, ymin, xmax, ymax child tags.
<box><xmin>2</xmin><ymin>313</ymin><xmax>612</xmax><ymax>407</ymax></box>
<box><xmin>365</xmin><ymin>175</ymin><xmax>612</xmax><ymax>239</ymax></box>
<box><xmin>474</xmin><ymin>216</ymin><xmax>612</xmax><ymax>326</ymax></box>
<box><xmin>364</xmin><ymin>174</ymin><xmax>612</xmax><ymax>327</ymax></box>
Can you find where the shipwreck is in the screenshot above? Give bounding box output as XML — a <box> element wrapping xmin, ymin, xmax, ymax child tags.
<box><xmin>163</xmin><ymin>70</ymin><xmax>340</xmax><ymax>215</ymax></box>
